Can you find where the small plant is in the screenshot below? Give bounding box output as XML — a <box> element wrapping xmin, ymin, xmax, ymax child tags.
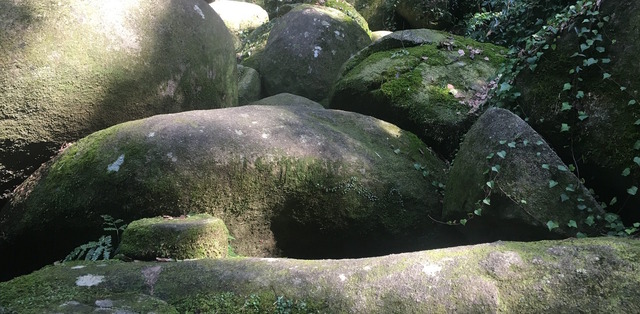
<box><xmin>64</xmin><ymin>214</ymin><xmax>127</xmax><ymax>262</ymax></box>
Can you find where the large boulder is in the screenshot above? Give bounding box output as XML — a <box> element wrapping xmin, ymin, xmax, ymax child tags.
<box><xmin>0</xmin><ymin>104</ymin><xmax>448</xmax><ymax>280</ymax></box>
<box><xmin>443</xmin><ymin>108</ymin><xmax>608</xmax><ymax>243</ymax></box>
<box><xmin>237</xmin><ymin>64</ymin><xmax>262</xmax><ymax>105</ymax></box>
<box><xmin>210</xmin><ymin>0</ymin><xmax>270</xmax><ymax>50</ymax></box>
<box><xmin>512</xmin><ymin>0</ymin><xmax>640</xmax><ymax>223</ymax></box>
<box><xmin>257</xmin><ymin>4</ymin><xmax>371</xmax><ymax>101</ymax></box>
<box><xmin>2</xmin><ymin>237</ymin><xmax>639</xmax><ymax>312</ymax></box>
<box><xmin>0</xmin><ymin>0</ymin><xmax>238</xmax><ymax>208</ymax></box>
<box><xmin>329</xmin><ymin>29</ymin><xmax>507</xmax><ymax>159</ymax></box>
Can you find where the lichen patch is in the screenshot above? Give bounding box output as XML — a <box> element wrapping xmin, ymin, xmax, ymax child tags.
<box><xmin>107</xmin><ymin>154</ymin><xmax>125</xmax><ymax>172</ymax></box>
<box><xmin>75</xmin><ymin>274</ymin><xmax>104</xmax><ymax>287</ymax></box>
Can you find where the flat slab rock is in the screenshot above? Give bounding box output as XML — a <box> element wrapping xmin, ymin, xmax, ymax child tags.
<box><xmin>1</xmin><ymin>237</ymin><xmax>639</xmax><ymax>313</ymax></box>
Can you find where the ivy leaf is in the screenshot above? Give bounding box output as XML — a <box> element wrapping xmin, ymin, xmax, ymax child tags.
<box><xmin>393</xmin><ymin>149</ymin><xmax>400</xmax><ymax>154</ymax></box>
<box><xmin>557</xmin><ymin>165</ymin><xmax>568</xmax><ymax>172</ymax></box>
<box><xmin>413</xmin><ymin>163</ymin><xmax>421</xmax><ymax>170</ymax></box>
<box><xmin>523</xmin><ymin>140</ymin><xmax>529</xmax><ymax>146</ymax></box>
<box><xmin>610</xmin><ymin>197</ymin><xmax>618</xmax><ymax>205</ymax></box>
<box><xmin>583</xmin><ymin>58</ymin><xmax>598</xmax><ymax>66</ymax></box>
<box><xmin>568</xmin><ymin>220</ymin><xmax>578</xmax><ymax>228</ymax></box>
<box><xmin>577</xmin><ymin>204</ymin><xmax>587</xmax><ymax>210</ymax></box>
<box><xmin>547</xmin><ymin>220</ymin><xmax>559</xmax><ymax>231</ymax></box>
<box><xmin>585</xmin><ymin>215</ymin><xmax>595</xmax><ymax>226</ymax></box>
<box><xmin>622</xmin><ymin>168</ymin><xmax>631</xmax><ymax>176</ymax></box>
<box><xmin>576</xmin><ymin>232</ymin><xmax>587</xmax><ymax>238</ymax></box>
<box><xmin>560</xmin><ymin>193</ymin><xmax>570</xmax><ymax>202</ymax></box>
<box><xmin>635</xmin><ymin>119</ymin><xmax>640</xmax><ymax>125</ymax></box>
<box><xmin>499</xmin><ymin>140</ymin><xmax>507</xmax><ymax>145</ymax></box>
<box><xmin>460</xmin><ymin>219</ymin><xmax>467</xmax><ymax>226</ymax></box>
<box><xmin>508</xmin><ymin>142</ymin><xmax>516</xmax><ymax>148</ymax></box>
<box><xmin>491</xmin><ymin>165</ymin><xmax>501</xmax><ymax>173</ymax></box>
<box><xmin>576</xmin><ymin>91</ymin><xmax>585</xmax><ymax>99</ymax></box>
<box><xmin>595</xmin><ymin>47</ymin><xmax>605</xmax><ymax>53</ymax></box>
<box><xmin>561</xmin><ymin>124</ymin><xmax>570</xmax><ymax>132</ymax></box>
<box><xmin>474</xmin><ymin>208</ymin><xmax>482</xmax><ymax>216</ymax></box>
<box><xmin>536</xmin><ymin>140</ymin><xmax>544</xmax><ymax>145</ymax></box>
<box><xmin>603</xmin><ymin>73</ymin><xmax>611</xmax><ymax>79</ymax></box>
<box><xmin>634</xmin><ymin>141</ymin><xmax>640</xmax><ymax>150</ymax></box>
<box><xmin>628</xmin><ymin>186</ymin><xmax>638</xmax><ymax>196</ymax></box>
<box><xmin>549</xmin><ymin>180</ymin><xmax>559</xmax><ymax>188</ymax></box>
<box><xmin>562</xmin><ymin>83</ymin><xmax>572</xmax><ymax>91</ymax></box>
<box><xmin>629</xmin><ymin>100</ymin><xmax>637</xmax><ymax>106</ymax></box>
<box><xmin>578</xmin><ymin>111</ymin><xmax>589</xmax><ymax>120</ymax></box>
<box><xmin>486</xmin><ymin>152</ymin><xmax>495</xmax><ymax>159</ymax></box>
<box><xmin>542</xmin><ymin>164</ymin><xmax>550</xmax><ymax>170</ymax></box>
<box><xmin>565</xmin><ymin>184</ymin><xmax>575</xmax><ymax>192</ymax></box>
<box><xmin>634</xmin><ymin>157</ymin><xmax>640</xmax><ymax>166</ymax></box>
<box><xmin>486</xmin><ymin>181</ymin><xmax>495</xmax><ymax>189</ymax></box>
<box><xmin>601</xmin><ymin>58</ymin><xmax>611</xmax><ymax>63</ymax></box>
<box><xmin>561</xmin><ymin>102</ymin><xmax>572</xmax><ymax>111</ymax></box>
<box><xmin>499</xmin><ymin>82</ymin><xmax>512</xmax><ymax>92</ymax></box>
<box><xmin>497</xmin><ymin>150</ymin><xmax>507</xmax><ymax>158</ymax></box>
<box><xmin>482</xmin><ymin>198</ymin><xmax>491</xmax><ymax>205</ymax></box>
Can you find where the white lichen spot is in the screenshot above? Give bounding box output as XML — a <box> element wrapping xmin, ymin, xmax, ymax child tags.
<box><xmin>76</xmin><ymin>274</ymin><xmax>104</xmax><ymax>287</ymax></box>
<box><xmin>332</xmin><ymin>50</ymin><xmax>337</xmax><ymax>55</ymax></box>
<box><xmin>339</xmin><ymin>274</ymin><xmax>347</xmax><ymax>282</ymax></box>
<box><xmin>422</xmin><ymin>264</ymin><xmax>442</xmax><ymax>277</ymax></box>
<box><xmin>252</xmin><ymin>121</ymin><xmax>258</xmax><ymax>124</ymax></box>
<box><xmin>147</xmin><ymin>132</ymin><xmax>155</xmax><ymax>138</ymax></box>
<box><xmin>262</xmin><ymin>133</ymin><xmax>270</xmax><ymax>139</ymax></box>
<box><xmin>304</xmin><ymin>31</ymin><xmax>310</xmax><ymax>38</ymax></box>
<box><xmin>262</xmin><ymin>258</ymin><xmax>277</xmax><ymax>262</ymax></box>
<box><xmin>235</xmin><ymin>129</ymin><xmax>244</xmax><ymax>136</ymax></box>
<box><xmin>313</xmin><ymin>46</ymin><xmax>322</xmax><ymax>58</ymax></box>
<box><xmin>167</xmin><ymin>152</ymin><xmax>177</xmax><ymax>162</ymax></box>
<box><xmin>194</xmin><ymin>5</ymin><xmax>205</xmax><ymax>19</ymax></box>
<box><xmin>71</xmin><ymin>265</ymin><xmax>86</xmax><ymax>270</ymax></box>
<box><xmin>107</xmin><ymin>154</ymin><xmax>125</xmax><ymax>172</ymax></box>
<box><xmin>95</xmin><ymin>299</ymin><xmax>114</xmax><ymax>308</ymax></box>
<box><xmin>363</xmin><ymin>266</ymin><xmax>372</xmax><ymax>271</ymax></box>
<box><xmin>321</xmin><ymin>20</ymin><xmax>330</xmax><ymax>27</ymax></box>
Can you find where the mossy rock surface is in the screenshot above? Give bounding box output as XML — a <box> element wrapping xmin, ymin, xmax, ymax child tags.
<box><xmin>0</xmin><ymin>104</ymin><xmax>447</xmax><ymax>280</ymax></box>
<box><xmin>443</xmin><ymin>108</ymin><xmax>606</xmax><ymax>243</ymax></box>
<box><xmin>329</xmin><ymin>28</ymin><xmax>508</xmax><ymax>159</ymax></box>
<box><xmin>513</xmin><ymin>1</ymin><xmax>640</xmax><ymax>223</ymax></box>
<box><xmin>257</xmin><ymin>4</ymin><xmax>371</xmax><ymax>101</ymax></box>
<box><xmin>238</xmin><ymin>65</ymin><xmax>262</xmax><ymax>105</ymax></box>
<box><xmin>0</xmin><ymin>0</ymin><xmax>238</xmax><ymax>209</ymax></box>
<box><xmin>395</xmin><ymin>0</ymin><xmax>452</xmax><ymax>30</ymax></box>
<box><xmin>2</xmin><ymin>237</ymin><xmax>640</xmax><ymax>313</ymax></box>
<box><xmin>118</xmin><ymin>214</ymin><xmax>229</xmax><ymax>261</ymax></box>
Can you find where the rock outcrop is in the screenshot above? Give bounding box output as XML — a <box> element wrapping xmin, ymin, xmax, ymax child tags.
<box><xmin>1</xmin><ymin>237</ymin><xmax>639</xmax><ymax>313</ymax></box>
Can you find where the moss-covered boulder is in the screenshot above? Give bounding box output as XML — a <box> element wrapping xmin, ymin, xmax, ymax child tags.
<box><xmin>0</xmin><ymin>0</ymin><xmax>238</xmax><ymax>209</ymax></box>
<box><xmin>257</xmin><ymin>4</ymin><xmax>371</xmax><ymax>101</ymax></box>
<box><xmin>443</xmin><ymin>108</ymin><xmax>607</xmax><ymax>243</ymax></box>
<box><xmin>210</xmin><ymin>0</ymin><xmax>270</xmax><ymax>51</ymax></box>
<box><xmin>118</xmin><ymin>214</ymin><xmax>229</xmax><ymax>261</ymax></box>
<box><xmin>0</xmin><ymin>104</ymin><xmax>447</xmax><ymax>281</ymax></box>
<box><xmin>329</xmin><ymin>29</ymin><xmax>508</xmax><ymax>159</ymax></box>
<box><xmin>512</xmin><ymin>0</ymin><xmax>640</xmax><ymax>223</ymax></box>
<box><xmin>249</xmin><ymin>93</ymin><xmax>325</xmax><ymax>109</ymax></box>
<box><xmin>238</xmin><ymin>65</ymin><xmax>262</xmax><ymax>105</ymax></box>
<box><xmin>2</xmin><ymin>237</ymin><xmax>640</xmax><ymax>313</ymax></box>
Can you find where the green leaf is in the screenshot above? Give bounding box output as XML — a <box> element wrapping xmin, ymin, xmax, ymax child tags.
<box><xmin>486</xmin><ymin>152</ymin><xmax>495</xmax><ymax>159</ymax></box>
<box><xmin>566</xmin><ymin>184</ymin><xmax>575</xmax><ymax>192</ymax></box>
<box><xmin>560</xmin><ymin>193</ymin><xmax>570</xmax><ymax>202</ymax></box>
<box><xmin>635</xmin><ymin>119</ymin><xmax>640</xmax><ymax>125</ymax></box>
<box><xmin>628</xmin><ymin>186</ymin><xmax>638</xmax><ymax>195</ymax></box>
<box><xmin>580</xmin><ymin>43</ymin><xmax>589</xmax><ymax>51</ymax></box>
<box><xmin>507</xmin><ymin>142</ymin><xmax>516</xmax><ymax>148</ymax></box>
<box><xmin>634</xmin><ymin>157</ymin><xmax>640</xmax><ymax>166</ymax></box>
<box><xmin>610</xmin><ymin>197</ymin><xmax>618</xmax><ymax>205</ymax></box>
<box><xmin>568</xmin><ymin>220</ymin><xmax>578</xmax><ymax>228</ymax></box>
<box><xmin>576</xmin><ymin>232</ymin><xmax>587</xmax><ymax>238</ymax></box>
<box><xmin>549</xmin><ymin>180</ymin><xmax>559</xmax><ymax>188</ymax></box>
<box><xmin>474</xmin><ymin>208</ymin><xmax>482</xmax><ymax>216</ymax></box>
<box><xmin>499</xmin><ymin>140</ymin><xmax>507</xmax><ymax>145</ymax></box>
<box><xmin>583</xmin><ymin>58</ymin><xmax>598</xmax><ymax>66</ymax></box>
<box><xmin>578</xmin><ymin>111</ymin><xmax>588</xmax><ymax>121</ymax></box>
<box><xmin>536</xmin><ymin>140</ymin><xmax>544</xmax><ymax>146</ymax></box>
<box><xmin>585</xmin><ymin>215</ymin><xmax>595</xmax><ymax>226</ymax></box>
<box><xmin>629</xmin><ymin>100</ymin><xmax>637</xmax><ymax>106</ymax></box>
<box><xmin>414</xmin><ymin>163</ymin><xmax>422</xmax><ymax>170</ymax></box>
<box><xmin>634</xmin><ymin>141</ymin><xmax>640</xmax><ymax>150</ymax></box>
<box><xmin>499</xmin><ymin>82</ymin><xmax>512</xmax><ymax>92</ymax></box>
<box><xmin>601</xmin><ymin>58</ymin><xmax>611</xmax><ymax>63</ymax></box>
<box><xmin>483</xmin><ymin>198</ymin><xmax>491</xmax><ymax>205</ymax></box>
<box><xmin>492</xmin><ymin>165</ymin><xmax>501</xmax><ymax>173</ymax></box>
<box><xmin>542</xmin><ymin>164</ymin><xmax>550</xmax><ymax>170</ymax></box>
<box><xmin>520</xmin><ymin>199</ymin><xmax>527</xmax><ymax>204</ymax></box>
<box><xmin>561</xmin><ymin>124</ymin><xmax>570</xmax><ymax>132</ymax></box>
<box><xmin>460</xmin><ymin>219</ymin><xmax>467</xmax><ymax>226</ymax></box>
<box><xmin>557</xmin><ymin>165</ymin><xmax>568</xmax><ymax>172</ymax></box>
<box><xmin>497</xmin><ymin>150</ymin><xmax>507</xmax><ymax>158</ymax></box>
<box><xmin>486</xmin><ymin>181</ymin><xmax>495</xmax><ymax>189</ymax></box>
<box><xmin>393</xmin><ymin>148</ymin><xmax>400</xmax><ymax>154</ymax></box>
<box><xmin>523</xmin><ymin>140</ymin><xmax>529</xmax><ymax>146</ymax></box>
<box><xmin>547</xmin><ymin>220</ymin><xmax>559</xmax><ymax>231</ymax></box>
<box><xmin>621</xmin><ymin>86</ymin><xmax>627</xmax><ymax>91</ymax></box>
<box><xmin>561</xmin><ymin>102</ymin><xmax>572</xmax><ymax>111</ymax></box>
<box><xmin>635</xmin><ymin>222</ymin><xmax>640</xmax><ymax>228</ymax></box>
<box><xmin>577</xmin><ymin>204</ymin><xmax>587</xmax><ymax>210</ymax></box>
<box><xmin>576</xmin><ymin>91</ymin><xmax>585</xmax><ymax>99</ymax></box>
<box><xmin>603</xmin><ymin>73</ymin><xmax>611</xmax><ymax>79</ymax></box>
<box><xmin>595</xmin><ymin>46</ymin><xmax>605</xmax><ymax>53</ymax></box>
<box><xmin>562</xmin><ymin>83</ymin><xmax>572</xmax><ymax>91</ymax></box>
<box><xmin>622</xmin><ymin>168</ymin><xmax>631</xmax><ymax>176</ymax></box>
